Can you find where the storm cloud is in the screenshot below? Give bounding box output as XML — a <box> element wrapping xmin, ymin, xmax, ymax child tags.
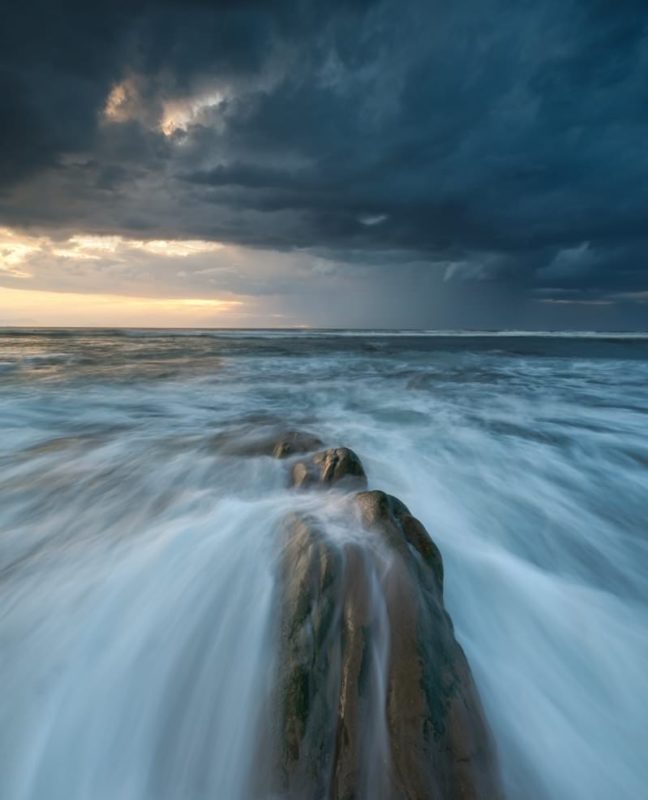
<box><xmin>1</xmin><ymin>0</ymin><xmax>648</xmax><ymax>327</ymax></box>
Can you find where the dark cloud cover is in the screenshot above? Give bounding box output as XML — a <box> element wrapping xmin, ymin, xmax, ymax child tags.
<box><xmin>1</xmin><ymin>0</ymin><xmax>648</xmax><ymax>327</ymax></box>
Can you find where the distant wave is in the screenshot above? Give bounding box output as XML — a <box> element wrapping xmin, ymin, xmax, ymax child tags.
<box><xmin>1</xmin><ymin>326</ymin><xmax>648</xmax><ymax>339</ymax></box>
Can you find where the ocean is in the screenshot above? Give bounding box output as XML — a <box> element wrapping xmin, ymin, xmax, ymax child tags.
<box><xmin>1</xmin><ymin>329</ymin><xmax>647</xmax><ymax>800</ymax></box>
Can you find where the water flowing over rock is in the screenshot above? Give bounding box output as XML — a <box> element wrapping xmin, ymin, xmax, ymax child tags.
<box><xmin>214</xmin><ymin>427</ymin><xmax>324</xmax><ymax>458</ymax></box>
<box><xmin>291</xmin><ymin>447</ymin><xmax>368</xmax><ymax>490</ymax></box>
<box><xmin>272</xmin><ymin>431</ymin><xmax>326</xmax><ymax>459</ymax></box>
<box><xmin>262</xmin><ymin>448</ymin><xmax>503</xmax><ymax>800</ymax></box>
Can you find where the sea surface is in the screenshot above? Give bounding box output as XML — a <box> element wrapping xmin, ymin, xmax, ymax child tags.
<box><xmin>1</xmin><ymin>329</ymin><xmax>647</xmax><ymax>800</ymax></box>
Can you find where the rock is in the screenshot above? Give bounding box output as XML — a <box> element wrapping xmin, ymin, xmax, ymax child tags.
<box><xmin>273</xmin><ymin>515</ymin><xmax>343</xmax><ymax>798</ymax></box>
<box><xmin>271</xmin><ymin>515</ymin><xmax>385</xmax><ymax>799</ymax></box>
<box><xmin>271</xmin><ymin>430</ymin><xmax>325</xmax><ymax>459</ymax></box>
<box><xmin>354</xmin><ymin>489</ymin><xmax>444</xmax><ymax>590</ymax></box>
<box><xmin>291</xmin><ymin>447</ymin><xmax>368</xmax><ymax>490</ymax></box>
<box><xmin>214</xmin><ymin>427</ymin><xmax>324</xmax><ymax>458</ymax></box>
<box><xmin>354</xmin><ymin>491</ymin><xmax>502</xmax><ymax>800</ymax></box>
<box><xmin>266</xmin><ymin>491</ymin><xmax>503</xmax><ymax>800</ymax></box>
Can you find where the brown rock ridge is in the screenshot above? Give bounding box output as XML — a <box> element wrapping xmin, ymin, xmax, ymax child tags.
<box><xmin>291</xmin><ymin>447</ymin><xmax>368</xmax><ymax>490</ymax></box>
<box><xmin>262</xmin><ymin>440</ymin><xmax>503</xmax><ymax>800</ymax></box>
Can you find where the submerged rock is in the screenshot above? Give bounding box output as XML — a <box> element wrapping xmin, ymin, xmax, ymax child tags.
<box><xmin>272</xmin><ymin>430</ymin><xmax>326</xmax><ymax>459</ymax></box>
<box><xmin>291</xmin><ymin>447</ymin><xmax>368</xmax><ymax>490</ymax></box>
<box><xmin>214</xmin><ymin>427</ymin><xmax>324</xmax><ymax>458</ymax></box>
<box><xmin>267</xmin><ymin>482</ymin><xmax>503</xmax><ymax>799</ymax></box>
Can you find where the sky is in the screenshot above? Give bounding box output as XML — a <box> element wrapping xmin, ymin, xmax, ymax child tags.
<box><xmin>1</xmin><ymin>0</ymin><xmax>647</xmax><ymax>329</ymax></box>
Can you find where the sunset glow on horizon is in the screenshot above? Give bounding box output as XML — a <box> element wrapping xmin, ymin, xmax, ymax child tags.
<box><xmin>0</xmin><ymin>227</ymin><xmax>248</xmax><ymax>326</ymax></box>
<box><xmin>0</xmin><ymin>286</ymin><xmax>245</xmax><ymax>327</ymax></box>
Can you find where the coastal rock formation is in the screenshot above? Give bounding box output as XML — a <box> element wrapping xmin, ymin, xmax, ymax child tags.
<box><xmin>269</xmin><ymin>449</ymin><xmax>503</xmax><ymax>800</ymax></box>
<box><xmin>290</xmin><ymin>447</ymin><xmax>368</xmax><ymax>490</ymax></box>
<box><xmin>272</xmin><ymin>430</ymin><xmax>326</xmax><ymax>459</ymax></box>
<box><xmin>214</xmin><ymin>427</ymin><xmax>324</xmax><ymax>458</ymax></box>
<box><xmin>354</xmin><ymin>490</ymin><xmax>501</xmax><ymax>800</ymax></box>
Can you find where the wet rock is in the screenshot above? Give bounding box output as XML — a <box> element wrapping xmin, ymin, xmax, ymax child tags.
<box><xmin>214</xmin><ymin>427</ymin><xmax>324</xmax><ymax>458</ymax></box>
<box><xmin>354</xmin><ymin>491</ymin><xmax>502</xmax><ymax>800</ymax></box>
<box><xmin>354</xmin><ymin>490</ymin><xmax>444</xmax><ymax>590</ymax></box>
<box><xmin>291</xmin><ymin>447</ymin><xmax>368</xmax><ymax>490</ymax></box>
<box><xmin>267</xmin><ymin>492</ymin><xmax>503</xmax><ymax>800</ymax></box>
<box><xmin>271</xmin><ymin>515</ymin><xmax>385</xmax><ymax>799</ymax></box>
<box><xmin>274</xmin><ymin>516</ymin><xmax>342</xmax><ymax>798</ymax></box>
<box><xmin>271</xmin><ymin>430</ymin><xmax>325</xmax><ymax>459</ymax></box>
